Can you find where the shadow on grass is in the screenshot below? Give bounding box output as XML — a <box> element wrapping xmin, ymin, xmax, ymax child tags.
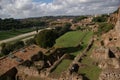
<box><xmin>81</xmin><ymin>74</ymin><xmax>90</xmax><ymax>80</ymax></box>
<box><xmin>63</xmin><ymin>46</ymin><xmax>83</xmax><ymax>54</ymax></box>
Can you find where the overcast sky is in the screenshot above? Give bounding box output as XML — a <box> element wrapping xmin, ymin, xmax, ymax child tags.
<box><xmin>0</xmin><ymin>0</ymin><xmax>120</xmax><ymax>19</ymax></box>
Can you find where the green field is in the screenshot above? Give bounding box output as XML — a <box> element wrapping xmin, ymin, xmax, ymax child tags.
<box><xmin>51</xmin><ymin>59</ymin><xmax>72</xmax><ymax>77</ymax></box>
<box><xmin>55</xmin><ymin>30</ymin><xmax>93</xmax><ymax>56</ymax></box>
<box><xmin>51</xmin><ymin>30</ymin><xmax>93</xmax><ymax>77</ymax></box>
<box><xmin>53</xmin><ymin>30</ymin><xmax>101</xmax><ymax>80</ymax></box>
<box><xmin>78</xmin><ymin>47</ymin><xmax>101</xmax><ymax>80</ymax></box>
<box><xmin>0</xmin><ymin>28</ymin><xmax>35</xmax><ymax>40</ymax></box>
<box><xmin>55</xmin><ymin>31</ymin><xmax>93</xmax><ymax>48</ymax></box>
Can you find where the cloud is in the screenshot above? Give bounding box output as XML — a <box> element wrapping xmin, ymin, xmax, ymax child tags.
<box><xmin>0</xmin><ymin>0</ymin><xmax>120</xmax><ymax>19</ymax></box>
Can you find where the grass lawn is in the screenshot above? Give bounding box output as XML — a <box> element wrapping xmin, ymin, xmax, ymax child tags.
<box><xmin>78</xmin><ymin>47</ymin><xmax>101</xmax><ymax>80</ymax></box>
<box><xmin>55</xmin><ymin>30</ymin><xmax>93</xmax><ymax>56</ymax></box>
<box><xmin>51</xmin><ymin>59</ymin><xmax>72</xmax><ymax>77</ymax></box>
<box><xmin>55</xmin><ymin>30</ymin><xmax>93</xmax><ymax>48</ymax></box>
<box><xmin>0</xmin><ymin>28</ymin><xmax>35</xmax><ymax>40</ymax></box>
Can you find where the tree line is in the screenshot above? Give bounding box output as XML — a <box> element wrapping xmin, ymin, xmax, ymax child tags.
<box><xmin>0</xmin><ymin>18</ymin><xmax>47</xmax><ymax>31</ymax></box>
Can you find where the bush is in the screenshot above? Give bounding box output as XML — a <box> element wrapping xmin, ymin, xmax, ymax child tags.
<box><xmin>25</xmin><ymin>38</ymin><xmax>36</xmax><ymax>45</ymax></box>
<box><xmin>92</xmin><ymin>16</ymin><xmax>108</xmax><ymax>22</ymax></box>
<box><xmin>1</xmin><ymin>41</ymin><xmax>25</xmax><ymax>55</ymax></box>
<box><xmin>58</xmin><ymin>23</ymin><xmax>71</xmax><ymax>36</ymax></box>
<box><xmin>14</xmin><ymin>41</ymin><xmax>25</xmax><ymax>49</ymax></box>
<box><xmin>35</xmin><ymin>30</ymin><xmax>58</xmax><ymax>48</ymax></box>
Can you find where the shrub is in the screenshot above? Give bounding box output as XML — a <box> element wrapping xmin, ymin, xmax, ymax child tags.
<box><xmin>92</xmin><ymin>16</ymin><xmax>108</xmax><ymax>22</ymax></box>
<box><xmin>35</xmin><ymin>30</ymin><xmax>58</xmax><ymax>48</ymax></box>
<box><xmin>1</xmin><ymin>41</ymin><xmax>25</xmax><ymax>55</ymax></box>
<box><xmin>25</xmin><ymin>38</ymin><xmax>36</xmax><ymax>45</ymax></box>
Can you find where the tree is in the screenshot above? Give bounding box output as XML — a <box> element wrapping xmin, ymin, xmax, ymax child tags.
<box><xmin>35</xmin><ymin>30</ymin><xmax>58</xmax><ymax>48</ymax></box>
<box><xmin>58</xmin><ymin>22</ymin><xmax>71</xmax><ymax>36</ymax></box>
<box><xmin>92</xmin><ymin>16</ymin><xmax>108</xmax><ymax>22</ymax></box>
<box><xmin>1</xmin><ymin>43</ymin><xmax>6</xmax><ymax>49</ymax></box>
<box><xmin>35</xmin><ymin>27</ymin><xmax>39</xmax><ymax>33</ymax></box>
<box><xmin>25</xmin><ymin>38</ymin><xmax>36</xmax><ymax>45</ymax></box>
<box><xmin>14</xmin><ymin>41</ymin><xmax>25</xmax><ymax>49</ymax></box>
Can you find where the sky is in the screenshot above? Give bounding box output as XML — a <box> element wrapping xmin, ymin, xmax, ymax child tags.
<box><xmin>34</xmin><ymin>0</ymin><xmax>53</xmax><ymax>3</ymax></box>
<box><xmin>0</xmin><ymin>0</ymin><xmax>120</xmax><ymax>19</ymax></box>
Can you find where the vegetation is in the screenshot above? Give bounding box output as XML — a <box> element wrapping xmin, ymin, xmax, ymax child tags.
<box><xmin>57</xmin><ymin>22</ymin><xmax>72</xmax><ymax>36</ymax></box>
<box><xmin>78</xmin><ymin>47</ymin><xmax>101</xmax><ymax>80</ymax></box>
<box><xmin>0</xmin><ymin>28</ymin><xmax>35</xmax><ymax>40</ymax></box>
<box><xmin>95</xmin><ymin>22</ymin><xmax>114</xmax><ymax>35</ymax></box>
<box><xmin>73</xmin><ymin>16</ymin><xmax>87</xmax><ymax>23</ymax></box>
<box><xmin>52</xmin><ymin>30</ymin><xmax>93</xmax><ymax>77</ymax></box>
<box><xmin>51</xmin><ymin>59</ymin><xmax>72</xmax><ymax>76</ymax></box>
<box><xmin>1</xmin><ymin>41</ymin><xmax>25</xmax><ymax>55</ymax></box>
<box><xmin>76</xmin><ymin>26</ymin><xmax>87</xmax><ymax>31</ymax></box>
<box><xmin>36</xmin><ymin>30</ymin><xmax>58</xmax><ymax>48</ymax></box>
<box><xmin>25</xmin><ymin>38</ymin><xmax>36</xmax><ymax>46</ymax></box>
<box><xmin>0</xmin><ymin>53</ymin><xmax>4</xmax><ymax>57</ymax></box>
<box><xmin>55</xmin><ymin>31</ymin><xmax>93</xmax><ymax>49</ymax></box>
<box><xmin>92</xmin><ymin>15</ymin><xmax>108</xmax><ymax>22</ymax></box>
<box><xmin>0</xmin><ymin>18</ymin><xmax>47</xmax><ymax>31</ymax></box>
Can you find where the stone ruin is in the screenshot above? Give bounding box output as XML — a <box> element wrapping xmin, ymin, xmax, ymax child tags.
<box><xmin>91</xmin><ymin>46</ymin><xmax>120</xmax><ymax>69</ymax></box>
<box><xmin>16</xmin><ymin>48</ymin><xmax>68</xmax><ymax>80</ymax></box>
<box><xmin>99</xmin><ymin>69</ymin><xmax>120</xmax><ymax>80</ymax></box>
<box><xmin>90</xmin><ymin>47</ymin><xmax>109</xmax><ymax>62</ymax></box>
<box><xmin>59</xmin><ymin>71</ymin><xmax>83</xmax><ymax>80</ymax></box>
<box><xmin>98</xmin><ymin>6</ymin><xmax>120</xmax><ymax>80</ymax></box>
<box><xmin>17</xmin><ymin>65</ymin><xmax>40</xmax><ymax>77</ymax></box>
<box><xmin>98</xmin><ymin>58</ymin><xmax>120</xmax><ymax>69</ymax></box>
<box><xmin>109</xmin><ymin>47</ymin><xmax>120</xmax><ymax>59</ymax></box>
<box><xmin>102</xmin><ymin>30</ymin><xmax>120</xmax><ymax>47</ymax></box>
